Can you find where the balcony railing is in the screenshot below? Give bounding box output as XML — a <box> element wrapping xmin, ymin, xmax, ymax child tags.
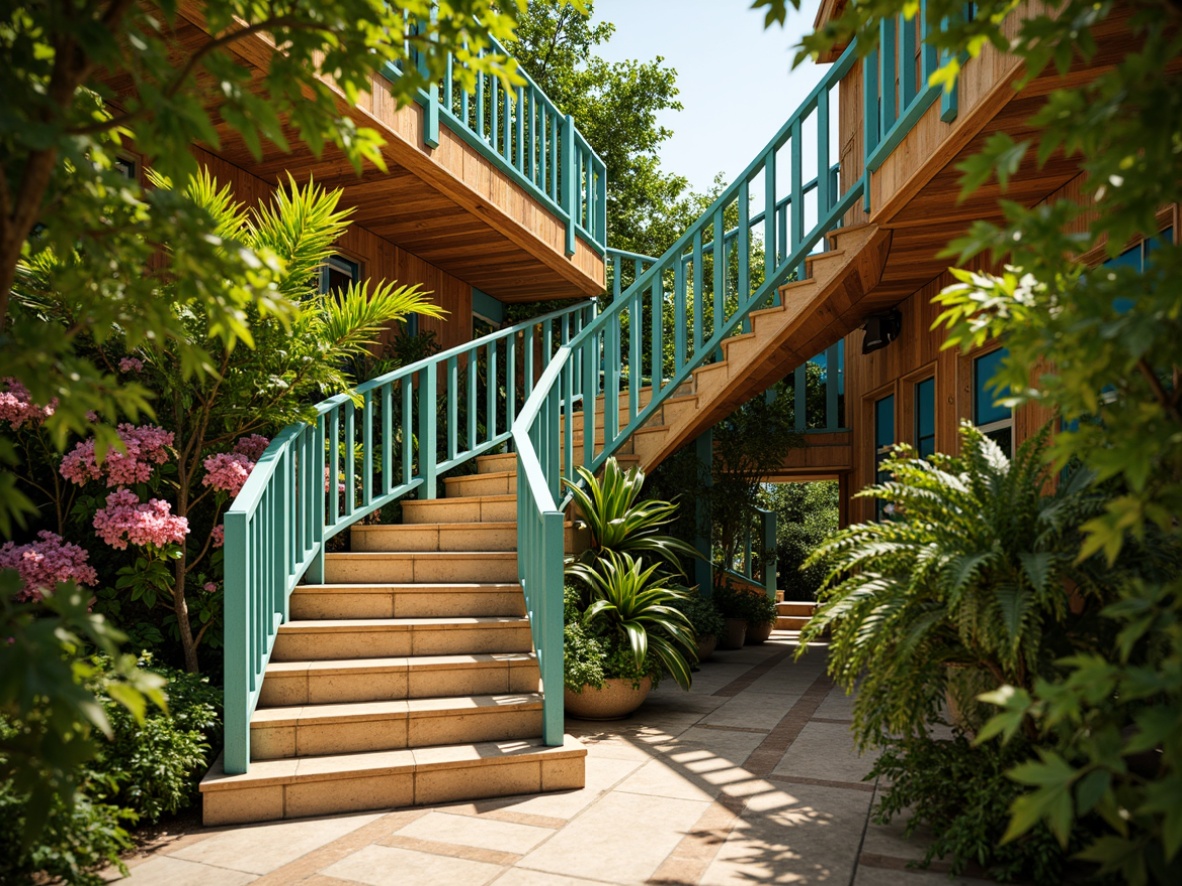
<box><xmin>384</xmin><ymin>32</ymin><xmax>607</xmax><ymax>256</ymax></box>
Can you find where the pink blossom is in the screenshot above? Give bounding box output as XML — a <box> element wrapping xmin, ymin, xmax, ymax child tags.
<box><xmin>202</xmin><ymin>452</ymin><xmax>254</xmax><ymax>497</ymax></box>
<box><xmin>0</xmin><ymin>531</ymin><xmax>98</xmax><ymax>603</ymax></box>
<box><xmin>233</xmin><ymin>434</ymin><xmax>271</xmax><ymax>462</ymax></box>
<box><xmin>118</xmin><ymin>356</ymin><xmax>144</xmax><ymax>374</ymax></box>
<box><xmin>60</xmin><ymin>424</ymin><xmax>174</xmax><ymax>487</ymax></box>
<box><xmin>211</xmin><ymin>524</ymin><xmax>225</xmax><ymax>548</ymax></box>
<box><xmin>93</xmin><ymin>488</ymin><xmax>189</xmax><ymax>550</ymax></box>
<box><xmin>202</xmin><ymin>581</ymin><xmax>218</xmax><ymax>594</ymax></box>
<box><xmin>0</xmin><ymin>378</ymin><xmax>55</xmax><ymax>430</ymax></box>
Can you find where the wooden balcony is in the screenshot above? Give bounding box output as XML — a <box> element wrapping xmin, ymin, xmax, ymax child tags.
<box><xmin>144</xmin><ymin>4</ymin><xmax>607</xmax><ymax>304</ymax></box>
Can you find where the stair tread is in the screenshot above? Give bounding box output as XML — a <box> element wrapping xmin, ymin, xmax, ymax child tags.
<box><xmin>351</xmin><ymin>521</ymin><xmax>575</xmax><ymax>531</ymax></box>
<box><xmin>279</xmin><ymin>616</ymin><xmax>530</xmax><ymax>631</ymax></box>
<box><xmin>252</xmin><ymin>692</ymin><xmax>544</xmax><ymax>725</ymax></box>
<box><xmin>265</xmin><ymin>652</ymin><xmax>536</xmax><ymax>676</ymax></box>
<box><xmin>403</xmin><ymin>493</ymin><xmax>516</xmax><ymax>505</ymax></box>
<box><xmin>323</xmin><ymin>551</ymin><xmax>517</xmax><ymax>559</ymax></box>
<box><xmin>293</xmin><ymin>582</ymin><xmax>521</xmax><ymax>593</ymax></box>
<box><xmin>200</xmin><ymin>735</ymin><xmax>586</xmax><ymax>791</ymax></box>
<box><xmin>444</xmin><ymin>469</ymin><xmax>514</xmax><ymax>481</ymax></box>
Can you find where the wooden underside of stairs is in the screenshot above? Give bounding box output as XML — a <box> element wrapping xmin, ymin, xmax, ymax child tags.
<box><xmin>200</xmin><ymin>454</ymin><xmax>589</xmax><ymax>826</ymax></box>
<box><xmin>567</xmin><ymin>224</ymin><xmax>891</xmax><ymax>475</ymax></box>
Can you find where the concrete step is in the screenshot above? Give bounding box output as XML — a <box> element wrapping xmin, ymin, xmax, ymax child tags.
<box><xmin>200</xmin><ymin>734</ymin><xmax>587</xmax><ymax>825</ymax></box>
<box><xmin>289</xmin><ymin>583</ymin><xmax>526</xmax><ymax>620</ymax></box>
<box><xmin>349</xmin><ymin>521</ymin><xmax>587</xmax><ymax>553</ymax></box>
<box><xmin>776</xmin><ymin>615</ymin><xmax>811</xmax><ymax>631</ymax></box>
<box><xmin>323</xmin><ymin>551</ymin><xmax>518</xmax><ymax>583</ymax></box>
<box><xmin>271</xmin><ymin>616</ymin><xmax>533</xmax><ymax>661</ymax></box>
<box><xmin>260</xmin><ymin>653</ymin><xmax>540</xmax><ymax>707</ymax></box>
<box><xmin>401</xmin><ymin>494</ymin><xmax>516</xmax><ymax>524</ymax></box>
<box><xmin>250</xmin><ymin>692</ymin><xmax>544</xmax><ymax>760</ymax></box>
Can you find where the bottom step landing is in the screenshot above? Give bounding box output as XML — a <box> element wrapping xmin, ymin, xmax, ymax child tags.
<box><xmin>200</xmin><ymin>735</ymin><xmax>586</xmax><ymax>825</ymax></box>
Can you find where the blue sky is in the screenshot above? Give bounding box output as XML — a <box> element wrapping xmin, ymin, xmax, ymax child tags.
<box><xmin>588</xmin><ymin>0</ymin><xmax>825</xmax><ymax>193</ymax></box>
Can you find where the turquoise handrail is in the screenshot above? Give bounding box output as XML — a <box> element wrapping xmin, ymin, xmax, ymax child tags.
<box><xmin>513</xmin><ymin>40</ymin><xmax>865</xmax><ymax>742</ymax></box>
<box><xmin>385</xmin><ymin>29</ymin><xmax>608</xmax><ymax>255</ymax></box>
<box><xmin>862</xmin><ymin>0</ymin><xmax>969</xmax><ymax>209</ymax></box>
<box><xmin>728</xmin><ymin>505</ymin><xmax>777</xmax><ymax>599</ymax></box>
<box><xmin>222</xmin><ymin>299</ymin><xmax>597</xmax><ymax>775</ymax></box>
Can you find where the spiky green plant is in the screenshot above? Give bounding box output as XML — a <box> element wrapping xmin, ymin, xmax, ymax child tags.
<box><xmin>801</xmin><ymin>424</ymin><xmax>1111</xmax><ymax>749</ymax></box>
<box><xmin>566</xmin><ymin>551</ymin><xmax>698</xmax><ymax>691</ymax></box>
<box><xmin>563</xmin><ymin>456</ymin><xmax>698</xmax><ymax>574</ymax></box>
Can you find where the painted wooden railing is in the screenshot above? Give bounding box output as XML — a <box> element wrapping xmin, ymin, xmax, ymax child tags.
<box><xmin>862</xmin><ymin>0</ymin><xmax>968</xmax><ymax>207</ymax></box>
<box><xmin>222</xmin><ymin>300</ymin><xmax>597</xmax><ymax>774</ymax></box>
<box><xmin>723</xmin><ymin>505</ymin><xmax>778</xmax><ymax>599</ymax></box>
<box><xmin>385</xmin><ymin>30</ymin><xmax>607</xmax><ymax>255</ymax></box>
<box><xmin>513</xmin><ymin>41</ymin><xmax>864</xmax><ymax>742</ymax></box>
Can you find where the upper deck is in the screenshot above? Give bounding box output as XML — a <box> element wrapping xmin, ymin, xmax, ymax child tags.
<box><xmin>153</xmin><ymin>3</ymin><xmax>607</xmax><ymax>304</ymax></box>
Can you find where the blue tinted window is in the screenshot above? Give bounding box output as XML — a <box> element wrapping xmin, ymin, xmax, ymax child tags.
<box><xmin>973</xmin><ymin>348</ymin><xmax>1010</xmax><ymax>427</ymax></box>
<box><xmin>915</xmin><ymin>377</ymin><xmax>936</xmax><ymax>458</ymax></box>
<box><xmin>875</xmin><ymin>396</ymin><xmax>895</xmax><ymax>450</ymax></box>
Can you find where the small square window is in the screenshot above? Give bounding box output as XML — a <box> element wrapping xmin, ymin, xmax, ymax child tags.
<box><xmin>319</xmin><ymin>255</ymin><xmax>360</xmax><ymax>296</ymax></box>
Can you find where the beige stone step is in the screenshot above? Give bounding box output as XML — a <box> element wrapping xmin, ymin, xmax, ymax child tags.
<box><xmin>271</xmin><ymin>616</ymin><xmax>533</xmax><ymax>661</ymax></box>
<box><xmin>775</xmin><ymin>615</ymin><xmax>811</xmax><ymax>630</ymax></box>
<box><xmin>200</xmin><ymin>734</ymin><xmax>587</xmax><ymax>825</ymax></box>
<box><xmin>776</xmin><ymin>601</ymin><xmax>816</xmax><ymax>617</ymax></box>
<box><xmin>443</xmin><ymin>470</ymin><xmax>515</xmax><ymax>497</ymax></box>
<box><xmin>250</xmin><ymin>692</ymin><xmax>544</xmax><ymax>760</ymax></box>
<box><xmin>401</xmin><ymin>494</ymin><xmax>516</xmax><ymax>524</ymax></box>
<box><xmin>323</xmin><ymin>551</ymin><xmax>518</xmax><ymax>583</ymax></box>
<box><xmin>289</xmin><ymin>583</ymin><xmax>526</xmax><ymax>620</ymax></box>
<box><xmin>260</xmin><ymin>653</ymin><xmax>540</xmax><ymax>707</ymax></box>
<box><xmin>349</xmin><ymin>521</ymin><xmax>586</xmax><ymax>553</ymax></box>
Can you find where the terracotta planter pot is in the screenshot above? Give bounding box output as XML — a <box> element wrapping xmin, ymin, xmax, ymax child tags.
<box><xmin>745</xmin><ymin>620</ymin><xmax>774</xmax><ymax>645</ymax></box>
<box><xmin>719</xmin><ymin>617</ymin><xmax>747</xmax><ymax>649</ymax></box>
<box><xmin>564</xmin><ymin>676</ymin><xmax>652</xmax><ymax>720</ymax></box>
<box><xmin>696</xmin><ymin>634</ymin><xmax>718</xmax><ymax>662</ymax></box>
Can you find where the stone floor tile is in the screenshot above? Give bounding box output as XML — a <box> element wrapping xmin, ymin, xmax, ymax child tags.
<box><xmin>486</xmin><ymin>754</ymin><xmax>645</xmax><ymax>819</ymax></box>
<box><xmin>168</xmin><ymin>812</ymin><xmax>383</xmax><ymax>874</ymax></box>
<box><xmin>319</xmin><ymin>843</ymin><xmax>504</xmax><ymax>886</ymax></box>
<box><xmin>700</xmin><ymin>781</ymin><xmax>872</xmax><ymax>885</ymax></box>
<box><xmin>812</xmin><ymin>685</ymin><xmax>858</xmax><ymax>721</ymax></box>
<box><xmin>392</xmin><ymin>811</ymin><xmax>554</xmax><ymax>855</ymax></box>
<box><xmin>114</xmin><ymin>856</ymin><xmax>259</xmax><ymax>884</ymax></box>
<box><xmin>853</xmin><ymin>861</ymin><xmax>996</xmax><ymax>885</ymax></box>
<box><xmin>613</xmin><ymin>756</ymin><xmax>720</xmax><ymax>802</ymax></box>
<box><xmin>517</xmin><ymin>790</ymin><xmax>710</xmax><ymax>884</ymax></box>
<box><xmin>490</xmin><ymin>869</ymin><xmax>611</xmax><ymax>886</ymax></box>
<box><xmin>771</xmin><ymin>720</ymin><xmax>879</xmax><ymax>784</ymax></box>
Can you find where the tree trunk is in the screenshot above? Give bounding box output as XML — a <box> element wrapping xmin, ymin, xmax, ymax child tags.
<box><xmin>173</xmin><ymin>549</ymin><xmax>199</xmax><ymax>673</ymax></box>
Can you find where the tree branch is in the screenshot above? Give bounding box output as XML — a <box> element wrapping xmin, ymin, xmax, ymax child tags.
<box><xmin>1138</xmin><ymin>358</ymin><xmax>1182</xmax><ymax>424</ymax></box>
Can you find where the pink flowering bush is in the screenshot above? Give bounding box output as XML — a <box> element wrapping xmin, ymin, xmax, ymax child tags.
<box><xmin>93</xmin><ymin>489</ymin><xmax>189</xmax><ymax>551</ymax></box>
<box><xmin>60</xmin><ymin>424</ymin><xmax>174</xmax><ymax>487</ymax></box>
<box><xmin>118</xmin><ymin>356</ymin><xmax>144</xmax><ymax>373</ymax></box>
<box><xmin>0</xmin><ymin>530</ymin><xmax>98</xmax><ymax>602</ymax></box>
<box><xmin>233</xmin><ymin>434</ymin><xmax>270</xmax><ymax>462</ymax></box>
<box><xmin>210</xmin><ymin>524</ymin><xmax>225</xmax><ymax>549</ymax></box>
<box><xmin>0</xmin><ymin>377</ymin><xmax>56</xmax><ymax>429</ymax></box>
<box><xmin>201</xmin><ymin>452</ymin><xmax>253</xmax><ymax>498</ymax></box>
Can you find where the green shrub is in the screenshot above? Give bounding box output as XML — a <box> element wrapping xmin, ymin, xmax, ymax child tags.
<box><xmin>713</xmin><ymin>581</ymin><xmax>776</xmax><ymax>625</ymax></box>
<box><xmin>0</xmin><ymin>776</ymin><xmax>135</xmax><ymax>886</ymax></box>
<box><xmin>870</xmin><ymin>733</ymin><xmax>1086</xmax><ymax>884</ymax></box>
<box><xmin>670</xmin><ymin>590</ymin><xmax>724</xmax><ymax>639</ymax></box>
<box><xmin>94</xmin><ymin>655</ymin><xmax>222</xmax><ymax>822</ymax></box>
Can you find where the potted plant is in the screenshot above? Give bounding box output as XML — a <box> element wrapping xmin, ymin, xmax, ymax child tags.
<box><xmin>670</xmin><ymin>589</ymin><xmax>725</xmax><ymax>662</ymax></box>
<box><xmin>563</xmin><ymin>552</ymin><xmax>697</xmax><ymax>719</ymax></box>
<box><xmin>735</xmin><ymin>589</ymin><xmax>777</xmax><ymax>644</ymax></box>
<box><xmin>711</xmin><ymin>582</ymin><xmax>749</xmax><ymax>649</ymax></box>
<box><xmin>564</xmin><ymin>457</ymin><xmax>699</xmax><ymax>574</ymax></box>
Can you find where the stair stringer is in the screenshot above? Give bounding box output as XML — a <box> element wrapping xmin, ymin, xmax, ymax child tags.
<box><xmin>629</xmin><ymin>223</ymin><xmax>892</xmax><ymax>473</ymax></box>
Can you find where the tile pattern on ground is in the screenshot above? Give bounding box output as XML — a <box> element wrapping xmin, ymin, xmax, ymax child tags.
<box><xmin>108</xmin><ymin>639</ymin><xmax>973</xmax><ymax>886</ymax></box>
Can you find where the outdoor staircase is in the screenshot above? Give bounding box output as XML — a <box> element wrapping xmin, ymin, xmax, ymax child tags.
<box><xmin>776</xmin><ymin>601</ymin><xmax>817</xmax><ymax>632</ymax></box>
<box><xmin>199</xmin><ymin>451</ymin><xmax>589</xmax><ymax>826</ymax></box>
<box><xmin>588</xmin><ymin>223</ymin><xmax>889</xmax><ymax>476</ymax></box>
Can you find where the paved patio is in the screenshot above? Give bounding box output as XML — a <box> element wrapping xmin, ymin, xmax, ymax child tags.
<box><xmin>106</xmin><ymin>636</ymin><xmax>991</xmax><ymax>885</ymax></box>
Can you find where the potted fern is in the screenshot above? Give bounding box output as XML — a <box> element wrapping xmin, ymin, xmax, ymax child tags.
<box><xmin>670</xmin><ymin>590</ymin><xmax>725</xmax><ymax>661</ymax></box>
